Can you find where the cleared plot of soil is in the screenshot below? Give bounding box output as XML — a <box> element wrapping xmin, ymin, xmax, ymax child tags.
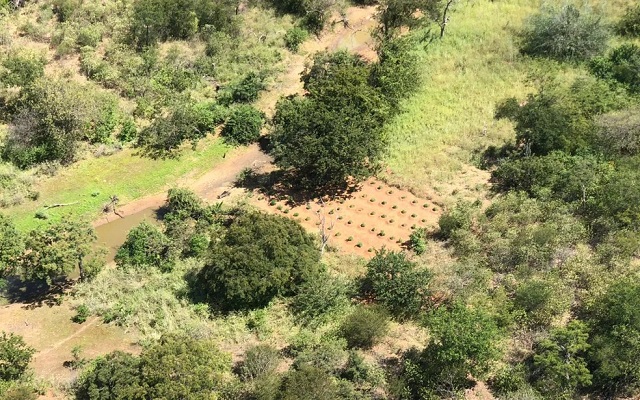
<box><xmin>0</xmin><ymin>302</ymin><xmax>138</xmax><ymax>394</ymax></box>
<box><xmin>251</xmin><ymin>178</ymin><xmax>443</xmax><ymax>258</ymax></box>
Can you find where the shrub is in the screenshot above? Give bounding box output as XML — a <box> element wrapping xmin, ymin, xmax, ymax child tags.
<box><xmin>513</xmin><ymin>278</ymin><xmax>570</xmax><ymax>327</ymax></box>
<box><xmin>221</xmin><ymin>105</ymin><xmax>264</xmax><ymax>145</ymax></box>
<box><xmin>438</xmin><ymin>201</ymin><xmax>476</xmax><ymax>240</ymax></box>
<box><xmin>519</xmin><ymin>4</ymin><xmax>609</xmax><ymax>62</ymax></box>
<box><xmin>0</xmin><ymin>332</ymin><xmax>34</xmax><ymax>381</ymax></box>
<box><xmin>339</xmin><ymin>305</ymin><xmax>389</xmax><ymax>349</ymax></box>
<box><xmin>228</xmin><ymin>72</ymin><xmax>266</xmax><ymax>104</ymax></box>
<box><xmin>196</xmin><ymin>212</ymin><xmax>321</xmax><ymax>311</ymax></box>
<box><xmin>616</xmin><ymin>4</ymin><xmax>640</xmax><ymax>37</ymax></box>
<box><xmin>408</xmin><ymin>227</ymin><xmax>427</xmax><ymax>255</ymax></box>
<box><xmin>363</xmin><ymin>249</ymin><xmax>431</xmax><ymax>319</ymax></box>
<box><xmin>240</xmin><ymin>345</ymin><xmax>281</xmax><ymax>381</ymax></box>
<box><xmin>284</xmin><ymin>26</ymin><xmax>308</xmax><ymax>52</ymax></box>
<box><xmin>75</xmin><ymin>351</ymin><xmax>144</xmax><ymax>400</ymax></box>
<box><xmin>72</xmin><ymin>304</ymin><xmax>91</xmax><ymax>324</ymax></box>
<box><xmin>114</xmin><ymin>221</ymin><xmax>174</xmax><ymax>271</ymax></box>
<box><xmin>278</xmin><ymin>365</ymin><xmax>340</xmax><ymax>400</ymax></box>
<box><xmin>591</xmin><ymin>44</ymin><xmax>640</xmax><ymax>94</ymax></box>
<box><xmin>0</xmin><ymin>49</ymin><xmax>46</xmax><ymax>87</ymax></box>
<box><xmin>403</xmin><ymin>303</ymin><xmax>502</xmax><ymax>397</ymax></box>
<box><xmin>290</xmin><ymin>273</ymin><xmax>351</xmax><ymax>325</ymax></box>
<box><xmin>0</xmin><ymin>213</ymin><xmax>23</xmax><ymax>278</ymax></box>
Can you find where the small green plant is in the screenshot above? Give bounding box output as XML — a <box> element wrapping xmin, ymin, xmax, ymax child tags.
<box><xmin>401</xmin><ymin>210</ymin><xmax>407</xmax><ymax>214</ymax></box>
<box><xmin>370</xmin><ymin>211</ymin><xmax>375</xmax><ymax>216</ymax></box>
<box><xmin>432</xmin><ymin>207</ymin><xmax>437</xmax><ymax>211</ymax></box>
<box><xmin>378</xmin><ymin>231</ymin><xmax>386</xmax><ymax>237</ymax></box>
<box><xmin>381</xmin><ymin>201</ymin><xmax>387</xmax><ymax>205</ymax></box>
<box><xmin>349</xmin><ymin>204</ymin><xmax>355</xmax><ymax>208</ymax></box>
<box><xmin>329</xmin><ymin>209</ymin><xmax>335</xmax><ymax>214</ymax></box>
<box><xmin>276</xmin><ymin>205</ymin><xmax>283</xmax><ymax>211</ymax></box>
<box><xmin>360</xmin><ymin>223</ymin><xmax>366</xmax><ymax>227</ymax></box>
<box><xmin>293</xmin><ymin>212</ymin><xmax>299</xmax><ymax>217</ymax></box>
<box><xmin>423</xmin><ymin>203</ymin><xmax>429</xmax><ymax>208</ymax></box>
<box><xmin>401</xmin><ymin>196</ymin><xmax>406</xmax><ymax>199</ymax></box>
<box><xmin>283</xmin><ymin>209</ymin><xmax>289</xmax><ymax>214</ymax></box>
<box><xmin>306</xmin><ymin>203</ymin><xmax>312</xmax><ymax>209</ymax></box>
<box><xmin>388</xmin><ymin>190</ymin><xmax>393</xmax><ymax>194</ymax></box>
<box><xmin>347</xmin><ymin>220</ymin><xmax>353</xmax><ymax>224</ymax></box>
<box><xmin>377</xmin><ymin>185</ymin><xmax>382</xmax><ymax>190</ymax></box>
<box><xmin>370</xmin><ymin>198</ymin><xmax>375</xmax><ymax>202</ymax></box>
<box><xmin>269</xmin><ymin>199</ymin><xmax>277</xmax><ymax>206</ymax></box>
<box><xmin>412</xmin><ymin>200</ymin><xmax>417</xmax><ymax>204</ymax></box>
<box><xmin>370</xmin><ymin>228</ymin><xmax>376</xmax><ymax>232</ymax></box>
<box><xmin>421</xmin><ymin>219</ymin><xmax>427</xmax><ymax>223</ymax></box>
<box><xmin>411</xmin><ymin>213</ymin><xmax>417</xmax><ymax>218</ymax></box>
<box><xmin>34</xmin><ymin>210</ymin><xmax>48</xmax><ymax>220</ymax></box>
<box><xmin>409</xmin><ymin>228</ymin><xmax>428</xmax><ymax>255</ymax></box>
<box><xmin>347</xmin><ymin>236</ymin><xmax>354</xmax><ymax>242</ymax></box>
<box><xmin>392</xmin><ymin>205</ymin><xmax>398</xmax><ymax>209</ymax></box>
<box><xmin>389</xmin><ymin>236</ymin><xmax>395</xmax><ymax>241</ymax></box>
<box><xmin>337</xmin><ymin>216</ymin><xmax>343</xmax><ymax>220</ymax></box>
<box><xmin>356</xmin><ymin>242</ymin><xmax>363</xmax><ymax>248</ymax></box>
<box><xmin>72</xmin><ymin>304</ymin><xmax>90</xmax><ymax>323</ymax></box>
<box><xmin>284</xmin><ymin>26</ymin><xmax>308</xmax><ymax>52</ymax></box>
<box><xmin>305</xmin><ymin>217</ymin><xmax>310</xmax><ymax>221</ymax></box>
<box><xmin>368</xmin><ymin>248</ymin><xmax>373</xmax><ymax>252</ymax></box>
<box><xmin>335</xmin><ymin>232</ymin><xmax>341</xmax><ymax>237</ymax></box>
<box><xmin>381</xmin><ymin>214</ymin><xmax>387</xmax><ymax>219</ymax></box>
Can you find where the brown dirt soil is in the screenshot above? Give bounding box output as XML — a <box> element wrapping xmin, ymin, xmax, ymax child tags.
<box><xmin>251</xmin><ymin>177</ymin><xmax>443</xmax><ymax>258</ymax></box>
<box><xmin>0</xmin><ymin>302</ymin><xmax>138</xmax><ymax>388</ymax></box>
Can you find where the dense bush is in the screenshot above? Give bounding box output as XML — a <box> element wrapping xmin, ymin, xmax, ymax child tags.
<box><xmin>290</xmin><ymin>273</ymin><xmax>351</xmax><ymax>325</ymax></box>
<box><xmin>519</xmin><ymin>5</ymin><xmax>609</xmax><ymax>62</ymax></box>
<box><xmin>284</xmin><ymin>27</ymin><xmax>308</xmax><ymax>52</ymax></box>
<box><xmin>114</xmin><ymin>221</ymin><xmax>174</xmax><ymax>271</ymax></box>
<box><xmin>370</xmin><ymin>36</ymin><xmax>420</xmax><ymax>111</ymax></box>
<box><xmin>402</xmin><ymin>302</ymin><xmax>502</xmax><ymax>397</ymax></box>
<box><xmin>377</xmin><ymin>0</ymin><xmax>443</xmax><ymax>38</ymax></box>
<box><xmin>136</xmin><ymin>101</ymin><xmax>221</xmax><ymax>158</ymax></box>
<box><xmin>586</xmin><ymin>278</ymin><xmax>640</xmax><ymax>396</ymax></box>
<box><xmin>531</xmin><ymin>321</ymin><xmax>592</xmax><ymax>398</ymax></box>
<box><xmin>227</xmin><ymin>72</ymin><xmax>266</xmax><ymax>104</ymax></box>
<box><xmin>512</xmin><ymin>278</ymin><xmax>570</xmax><ymax>327</ymax></box>
<box><xmin>266</xmin><ymin>0</ymin><xmax>335</xmax><ymax>34</ymax></box>
<box><xmin>362</xmin><ymin>249</ymin><xmax>432</xmax><ymax>319</ymax></box>
<box><xmin>196</xmin><ymin>212</ymin><xmax>321</xmax><ymax>311</ymax></box>
<box><xmin>616</xmin><ymin>4</ymin><xmax>640</xmax><ymax>37</ymax></box>
<box><xmin>596</xmin><ymin>108</ymin><xmax>640</xmax><ymax>156</ymax></box>
<box><xmin>0</xmin><ymin>50</ymin><xmax>46</xmax><ymax>87</ymax></box>
<box><xmin>270</xmin><ymin>51</ymin><xmax>389</xmax><ymax>190</ymax></box>
<box><xmin>129</xmin><ymin>0</ymin><xmax>238</xmax><ymax>47</ymax></box>
<box><xmin>221</xmin><ymin>105</ymin><xmax>264</xmax><ymax>145</ymax></box>
<box><xmin>20</xmin><ymin>220</ymin><xmax>102</xmax><ymax>283</ymax></box>
<box><xmin>0</xmin><ymin>213</ymin><xmax>23</xmax><ymax>278</ymax></box>
<box><xmin>278</xmin><ymin>365</ymin><xmax>340</xmax><ymax>400</ymax></box>
<box><xmin>0</xmin><ymin>332</ymin><xmax>34</xmax><ymax>381</ymax></box>
<box><xmin>591</xmin><ymin>44</ymin><xmax>640</xmax><ymax>94</ymax></box>
<box><xmin>76</xmin><ymin>335</ymin><xmax>231</xmax><ymax>400</ymax></box>
<box><xmin>2</xmin><ymin>79</ymin><xmax>118</xmax><ymax>168</ymax></box>
<box><xmin>339</xmin><ymin>305</ymin><xmax>389</xmax><ymax>349</ymax></box>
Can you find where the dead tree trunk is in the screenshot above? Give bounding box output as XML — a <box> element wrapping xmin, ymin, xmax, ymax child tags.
<box><xmin>317</xmin><ymin>199</ymin><xmax>335</xmax><ymax>256</ymax></box>
<box><xmin>439</xmin><ymin>0</ymin><xmax>455</xmax><ymax>39</ymax></box>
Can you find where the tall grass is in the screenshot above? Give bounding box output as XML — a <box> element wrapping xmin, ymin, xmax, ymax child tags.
<box><xmin>382</xmin><ymin>0</ymin><xmax>537</xmax><ymax>196</ymax></box>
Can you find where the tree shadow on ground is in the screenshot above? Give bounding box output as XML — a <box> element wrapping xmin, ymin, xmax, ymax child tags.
<box><xmin>1</xmin><ymin>276</ymin><xmax>74</xmax><ymax>309</ymax></box>
<box><xmin>235</xmin><ymin>168</ymin><xmax>363</xmax><ymax>207</ymax></box>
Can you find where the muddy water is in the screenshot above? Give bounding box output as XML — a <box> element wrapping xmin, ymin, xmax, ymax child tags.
<box><xmin>95</xmin><ymin>207</ymin><xmax>160</xmax><ymax>262</ymax></box>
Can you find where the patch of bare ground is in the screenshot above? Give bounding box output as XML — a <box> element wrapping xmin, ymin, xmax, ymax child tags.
<box><xmin>250</xmin><ymin>177</ymin><xmax>444</xmax><ymax>258</ymax></box>
<box><xmin>0</xmin><ymin>302</ymin><xmax>139</xmax><ymax>394</ymax></box>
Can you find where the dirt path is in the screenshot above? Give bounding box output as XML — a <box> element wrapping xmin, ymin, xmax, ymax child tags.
<box><xmin>34</xmin><ymin>317</ymin><xmax>100</xmax><ymax>358</ymax></box>
<box><xmin>92</xmin><ymin>6</ymin><xmax>379</xmax><ymax>229</ymax></box>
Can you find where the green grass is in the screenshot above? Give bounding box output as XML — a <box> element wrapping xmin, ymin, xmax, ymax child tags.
<box><xmin>382</xmin><ymin>0</ymin><xmax>536</xmax><ymax>195</ymax></box>
<box><xmin>8</xmin><ymin>137</ymin><xmax>232</xmax><ymax>230</ymax></box>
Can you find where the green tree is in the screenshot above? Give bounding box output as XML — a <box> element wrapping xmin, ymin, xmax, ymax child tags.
<box><xmin>221</xmin><ymin>105</ymin><xmax>264</xmax><ymax>145</ymax></box>
<box><xmin>270</xmin><ymin>52</ymin><xmax>389</xmax><ymax>190</ymax></box>
<box><xmin>587</xmin><ymin>279</ymin><xmax>640</xmax><ymax>396</ymax></box>
<box><xmin>616</xmin><ymin>4</ymin><xmax>640</xmax><ymax>37</ymax></box>
<box><xmin>339</xmin><ymin>305</ymin><xmax>389</xmax><ymax>349</ymax></box>
<box><xmin>278</xmin><ymin>365</ymin><xmax>340</xmax><ymax>400</ymax></box>
<box><xmin>196</xmin><ymin>212</ymin><xmax>321</xmax><ymax>311</ymax></box>
<box><xmin>20</xmin><ymin>220</ymin><xmax>102</xmax><ymax>283</ymax></box>
<box><xmin>532</xmin><ymin>321</ymin><xmax>592</xmax><ymax>398</ymax></box>
<box><xmin>76</xmin><ymin>351</ymin><xmax>146</xmax><ymax>400</ymax></box>
<box><xmin>0</xmin><ymin>332</ymin><xmax>34</xmax><ymax>381</ymax></box>
<box><xmin>370</xmin><ymin>36</ymin><xmax>420</xmax><ymax>110</ymax></box>
<box><xmin>0</xmin><ymin>213</ymin><xmax>23</xmax><ymax>278</ymax></box>
<box><xmin>377</xmin><ymin>0</ymin><xmax>443</xmax><ymax>38</ymax></box>
<box><xmin>590</xmin><ymin>44</ymin><xmax>640</xmax><ymax>94</ymax></box>
<box><xmin>114</xmin><ymin>221</ymin><xmax>174</xmax><ymax>271</ymax></box>
<box><xmin>519</xmin><ymin>4</ymin><xmax>609</xmax><ymax>62</ymax></box>
<box><xmin>3</xmin><ymin>78</ymin><xmax>118</xmax><ymax>168</ymax></box>
<box><xmin>513</xmin><ymin>278</ymin><xmax>571</xmax><ymax>328</ymax></box>
<box><xmin>290</xmin><ymin>273</ymin><xmax>351</xmax><ymax>326</ymax></box>
<box><xmin>363</xmin><ymin>249</ymin><xmax>432</xmax><ymax>319</ymax></box>
<box><xmin>139</xmin><ymin>334</ymin><xmax>231</xmax><ymax>399</ymax></box>
<box><xmin>403</xmin><ymin>302</ymin><xmax>502</xmax><ymax>396</ymax></box>
<box><xmin>0</xmin><ymin>50</ymin><xmax>46</xmax><ymax>88</ymax></box>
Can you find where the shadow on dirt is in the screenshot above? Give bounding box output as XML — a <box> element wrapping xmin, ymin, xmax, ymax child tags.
<box><xmin>235</xmin><ymin>168</ymin><xmax>363</xmax><ymax>206</ymax></box>
<box><xmin>1</xmin><ymin>276</ymin><xmax>74</xmax><ymax>309</ymax></box>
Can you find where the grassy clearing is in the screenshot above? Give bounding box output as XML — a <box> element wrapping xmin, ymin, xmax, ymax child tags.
<box><xmin>382</xmin><ymin>0</ymin><xmax>536</xmax><ymax>196</ymax></box>
<box><xmin>9</xmin><ymin>137</ymin><xmax>231</xmax><ymax>231</ymax></box>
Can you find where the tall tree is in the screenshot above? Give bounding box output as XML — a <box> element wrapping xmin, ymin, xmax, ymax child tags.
<box><xmin>0</xmin><ymin>213</ymin><xmax>23</xmax><ymax>278</ymax></box>
<box><xmin>20</xmin><ymin>220</ymin><xmax>102</xmax><ymax>283</ymax></box>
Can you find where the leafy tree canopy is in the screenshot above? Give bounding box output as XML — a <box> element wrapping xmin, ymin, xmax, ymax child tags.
<box><xmin>363</xmin><ymin>249</ymin><xmax>432</xmax><ymax>320</ymax></box>
<box><xmin>0</xmin><ymin>213</ymin><xmax>23</xmax><ymax>278</ymax></box>
<box><xmin>196</xmin><ymin>212</ymin><xmax>321</xmax><ymax>311</ymax></box>
<box><xmin>0</xmin><ymin>331</ymin><xmax>34</xmax><ymax>382</ymax></box>
<box><xmin>114</xmin><ymin>221</ymin><xmax>174</xmax><ymax>271</ymax></box>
